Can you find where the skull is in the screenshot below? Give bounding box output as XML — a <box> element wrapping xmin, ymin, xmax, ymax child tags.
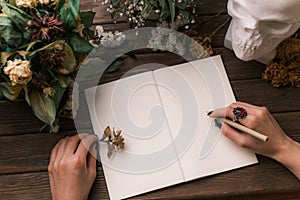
<box><xmin>224</xmin><ymin>0</ymin><xmax>300</xmax><ymax>63</ymax></box>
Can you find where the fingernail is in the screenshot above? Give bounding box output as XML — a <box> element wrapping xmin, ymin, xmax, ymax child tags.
<box><xmin>214</xmin><ymin>118</ymin><xmax>222</xmax><ymax>129</ymax></box>
<box><xmin>207</xmin><ymin>110</ymin><xmax>213</xmax><ymax>116</ymax></box>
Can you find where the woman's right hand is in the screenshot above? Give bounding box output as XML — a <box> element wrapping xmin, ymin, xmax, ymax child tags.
<box><xmin>208</xmin><ymin>102</ymin><xmax>300</xmax><ymax>179</ymax></box>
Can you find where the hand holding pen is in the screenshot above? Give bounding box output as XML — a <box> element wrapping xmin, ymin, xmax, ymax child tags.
<box><xmin>207</xmin><ymin>102</ymin><xmax>300</xmax><ymax>180</ymax></box>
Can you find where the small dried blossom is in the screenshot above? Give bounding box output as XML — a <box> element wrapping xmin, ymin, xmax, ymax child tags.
<box><xmin>103</xmin><ymin>0</ymin><xmax>195</xmax><ymax>29</ymax></box>
<box><xmin>30</xmin><ymin>70</ymin><xmax>53</xmax><ymax>91</ymax></box>
<box><xmin>38</xmin><ymin>0</ymin><xmax>57</xmax><ymax>7</ymax></box>
<box><xmin>16</xmin><ymin>0</ymin><xmax>37</xmax><ymax>8</ymax></box>
<box><xmin>26</xmin><ymin>11</ymin><xmax>64</xmax><ymax>42</ymax></box>
<box><xmin>190</xmin><ymin>41</ymin><xmax>207</xmax><ymax>59</ymax></box>
<box><xmin>90</xmin><ymin>26</ymin><xmax>126</xmax><ymax>48</ymax></box>
<box><xmin>100</xmin><ymin>126</ymin><xmax>125</xmax><ymax>158</ymax></box>
<box><xmin>43</xmin><ymin>87</ymin><xmax>55</xmax><ymax>96</ymax></box>
<box><xmin>39</xmin><ymin>49</ymin><xmax>65</xmax><ymax>70</ymax></box>
<box><xmin>3</xmin><ymin>59</ymin><xmax>32</xmax><ymax>86</ymax></box>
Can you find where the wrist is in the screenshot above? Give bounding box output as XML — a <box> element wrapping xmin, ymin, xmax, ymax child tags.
<box><xmin>273</xmin><ymin>136</ymin><xmax>300</xmax><ymax>179</ymax></box>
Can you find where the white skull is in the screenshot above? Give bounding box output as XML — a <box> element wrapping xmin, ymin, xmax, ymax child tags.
<box><xmin>224</xmin><ymin>0</ymin><xmax>300</xmax><ymax>63</ymax></box>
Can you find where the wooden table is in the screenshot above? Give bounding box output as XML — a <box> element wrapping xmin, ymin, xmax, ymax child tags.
<box><xmin>1</xmin><ymin>0</ymin><xmax>299</xmax><ymax>199</ymax></box>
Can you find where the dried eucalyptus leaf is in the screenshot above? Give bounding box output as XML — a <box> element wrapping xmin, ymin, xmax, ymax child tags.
<box><xmin>0</xmin><ymin>52</ymin><xmax>16</xmax><ymax>65</ymax></box>
<box><xmin>79</xmin><ymin>11</ymin><xmax>96</xmax><ymax>29</ymax></box>
<box><xmin>104</xmin><ymin>126</ymin><xmax>112</xmax><ymax>138</ymax></box>
<box><xmin>0</xmin><ymin>16</ymin><xmax>22</xmax><ymax>46</ymax></box>
<box><xmin>107</xmin><ymin>142</ymin><xmax>115</xmax><ymax>159</ymax></box>
<box><xmin>51</xmin><ymin>82</ymin><xmax>67</xmax><ymax>110</ymax></box>
<box><xmin>0</xmin><ymin>83</ymin><xmax>22</xmax><ymax>100</ymax></box>
<box><xmin>59</xmin><ymin>0</ymin><xmax>80</xmax><ymax>30</ymax></box>
<box><xmin>168</xmin><ymin>0</ymin><xmax>176</xmax><ymax>22</ymax></box>
<box><xmin>55</xmin><ymin>0</ymin><xmax>66</xmax><ymax>13</ymax></box>
<box><xmin>115</xmin><ymin>130</ymin><xmax>122</xmax><ymax>137</ymax></box>
<box><xmin>68</xmin><ymin>33</ymin><xmax>94</xmax><ymax>53</ymax></box>
<box><xmin>0</xmin><ymin>0</ymin><xmax>31</xmax><ymax>41</ymax></box>
<box><xmin>29</xmin><ymin>89</ymin><xmax>57</xmax><ymax>126</ymax></box>
<box><xmin>25</xmin><ymin>40</ymin><xmax>65</xmax><ymax>57</ymax></box>
<box><xmin>61</xmin><ymin>43</ymin><xmax>76</xmax><ymax>74</ymax></box>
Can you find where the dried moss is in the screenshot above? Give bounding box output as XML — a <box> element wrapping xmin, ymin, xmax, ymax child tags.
<box><xmin>262</xmin><ymin>38</ymin><xmax>300</xmax><ymax>87</ymax></box>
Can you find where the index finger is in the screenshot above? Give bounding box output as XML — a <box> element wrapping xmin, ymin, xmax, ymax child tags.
<box><xmin>75</xmin><ymin>134</ymin><xmax>98</xmax><ymax>159</ymax></box>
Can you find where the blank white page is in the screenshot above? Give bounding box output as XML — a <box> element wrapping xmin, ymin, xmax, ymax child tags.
<box><xmin>153</xmin><ymin>56</ymin><xmax>258</xmax><ymax>181</ymax></box>
<box><xmin>85</xmin><ymin>71</ymin><xmax>184</xmax><ymax>200</ymax></box>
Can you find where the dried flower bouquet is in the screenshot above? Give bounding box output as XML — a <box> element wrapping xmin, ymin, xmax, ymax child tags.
<box><xmin>0</xmin><ymin>0</ymin><xmax>95</xmax><ymax>132</ymax></box>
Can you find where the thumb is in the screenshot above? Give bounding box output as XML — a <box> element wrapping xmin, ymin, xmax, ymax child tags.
<box><xmin>221</xmin><ymin>122</ymin><xmax>251</xmax><ymax>148</ymax></box>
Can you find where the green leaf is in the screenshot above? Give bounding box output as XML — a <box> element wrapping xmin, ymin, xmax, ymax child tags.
<box><xmin>23</xmin><ymin>86</ymin><xmax>30</xmax><ymax>106</ymax></box>
<box><xmin>79</xmin><ymin>12</ymin><xmax>96</xmax><ymax>29</ymax></box>
<box><xmin>29</xmin><ymin>89</ymin><xmax>57</xmax><ymax>126</ymax></box>
<box><xmin>0</xmin><ymin>88</ymin><xmax>5</xmax><ymax>99</ymax></box>
<box><xmin>176</xmin><ymin>2</ymin><xmax>187</xmax><ymax>9</ymax></box>
<box><xmin>55</xmin><ymin>0</ymin><xmax>66</xmax><ymax>13</ymax></box>
<box><xmin>160</xmin><ymin>9</ymin><xmax>169</xmax><ymax>21</ymax></box>
<box><xmin>56</xmin><ymin>74</ymin><xmax>71</xmax><ymax>88</ymax></box>
<box><xmin>51</xmin><ymin>82</ymin><xmax>67</xmax><ymax>110</ymax></box>
<box><xmin>0</xmin><ymin>82</ymin><xmax>22</xmax><ymax>100</ymax></box>
<box><xmin>68</xmin><ymin>34</ymin><xmax>94</xmax><ymax>53</ymax></box>
<box><xmin>8</xmin><ymin>0</ymin><xmax>16</xmax><ymax>6</ymax></box>
<box><xmin>22</xmin><ymin>40</ymin><xmax>65</xmax><ymax>57</ymax></box>
<box><xmin>60</xmin><ymin>0</ymin><xmax>80</xmax><ymax>30</ymax></box>
<box><xmin>84</xmin><ymin>28</ymin><xmax>95</xmax><ymax>40</ymax></box>
<box><xmin>158</xmin><ymin>0</ymin><xmax>166</xmax><ymax>9</ymax></box>
<box><xmin>1</xmin><ymin>52</ymin><xmax>16</xmax><ymax>65</ymax></box>
<box><xmin>0</xmin><ymin>16</ymin><xmax>23</xmax><ymax>46</ymax></box>
<box><xmin>0</xmin><ymin>0</ymin><xmax>32</xmax><ymax>42</ymax></box>
<box><xmin>180</xmin><ymin>10</ymin><xmax>190</xmax><ymax>23</ymax></box>
<box><xmin>168</xmin><ymin>0</ymin><xmax>176</xmax><ymax>22</ymax></box>
<box><xmin>61</xmin><ymin>43</ymin><xmax>76</xmax><ymax>73</ymax></box>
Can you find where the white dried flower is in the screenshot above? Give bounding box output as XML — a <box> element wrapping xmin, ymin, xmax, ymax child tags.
<box><xmin>16</xmin><ymin>0</ymin><xmax>37</xmax><ymax>7</ymax></box>
<box><xmin>95</xmin><ymin>25</ymin><xmax>104</xmax><ymax>36</ymax></box>
<box><xmin>99</xmin><ymin>31</ymin><xmax>126</xmax><ymax>48</ymax></box>
<box><xmin>4</xmin><ymin>59</ymin><xmax>32</xmax><ymax>86</ymax></box>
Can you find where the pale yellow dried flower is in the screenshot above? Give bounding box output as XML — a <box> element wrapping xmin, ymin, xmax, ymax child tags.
<box><xmin>43</xmin><ymin>87</ymin><xmax>55</xmax><ymax>96</ymax></box>
<box><xmin>4</xmin><ymin>59</ymin><xmax>32</xmax><ymax>86</ymax></box>
<box><xmin>15</xmin><ymin>0</ymin><xmax>37</xmax><ymax>7</ymax></box>
<box><xmin>38</xmin><ymin>0</ymin><xmax>57</xmax><ymax>7</ymax></box>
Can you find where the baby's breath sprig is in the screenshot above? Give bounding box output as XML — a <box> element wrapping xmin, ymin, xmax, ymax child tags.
<box><xmin>102</xmin><ymin>0</ymin><xmax>196</xmax><ymax>29</ymax></box>
<box><xmin>99</xmin><ymin>126</ymin><xmax>125</xmax><ymax>158</ymax></box>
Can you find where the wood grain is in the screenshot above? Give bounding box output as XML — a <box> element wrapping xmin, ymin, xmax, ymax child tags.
<box><xmin>1</xmin><ymin>0</ymin><xmax>300</xmax><ymax>199</ymax></box>
<box><xmin>0</xmin><ymin>112</ymin><xmax>299</xmax><ymax>175</ymax></box>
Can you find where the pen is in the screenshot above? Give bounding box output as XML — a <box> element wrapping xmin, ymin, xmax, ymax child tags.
<box><xmin>217</xmin><ymin>118</ymin><xmax>269</xmax><ymax>142</ymax></box>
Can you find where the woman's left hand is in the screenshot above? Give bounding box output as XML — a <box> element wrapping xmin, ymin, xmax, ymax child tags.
<box><xmin>48</xmin><ymin>133</ymin><xmax>98</xmax><ymax>200</ymax></box>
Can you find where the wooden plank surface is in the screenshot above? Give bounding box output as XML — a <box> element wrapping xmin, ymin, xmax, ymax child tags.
<box><xmin>0</xmin><ymin>0</ymin><xmax>299</xmax><ymax>199</ymax></box>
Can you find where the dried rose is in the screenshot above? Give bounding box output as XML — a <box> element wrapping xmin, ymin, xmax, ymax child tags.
<box><xmin>16</xmin><ymin>0</ymin><xmax>37</xmax><ymax>7</ymax></box>
<box><xmin>38</xmin><ymin>0</ymin><xmax>57</xmax><ymax>7</ymax></box>
<box><xmin>4</xmin><ymin>59</ymin><xmax>32</xmax><ymax>86</ymax></box>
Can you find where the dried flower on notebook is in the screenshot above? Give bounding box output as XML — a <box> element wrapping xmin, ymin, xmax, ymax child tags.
<box><xmin>100</xmin><ymin>126</ymin><xmax>125</xmax><ymax>158</ymax></box>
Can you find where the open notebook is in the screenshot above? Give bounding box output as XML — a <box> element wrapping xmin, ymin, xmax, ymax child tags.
<box><xmin>85</xmin><ymin>55</ymin><xmax>258</xmax><ymax>200</ymax></box>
